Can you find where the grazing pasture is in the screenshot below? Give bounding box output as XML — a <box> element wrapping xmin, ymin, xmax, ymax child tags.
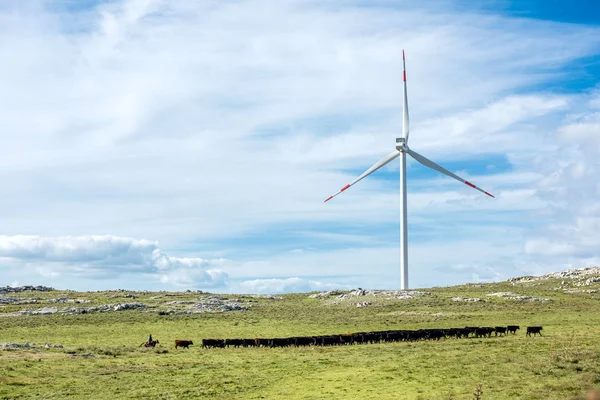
<box><xmin>1</xmin><ymin>269</ymin><xmax>600</xmax><ymax>399</ymax></box>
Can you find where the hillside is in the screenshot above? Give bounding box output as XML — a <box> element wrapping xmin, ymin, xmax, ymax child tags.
<box><xmin>1</xmin><ymin>267</ymin><xmax>600</xmax><ymax>399</ymax></box>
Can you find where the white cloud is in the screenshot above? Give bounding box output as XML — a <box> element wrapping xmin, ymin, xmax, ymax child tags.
<box><xmin>237</xmin><ymin>277</ymin><xmax>351</xmax><ymax>294</ymax></box>
<box><xmin>522</xmin><ymin>91</ymin><xmax>600</xmax><ymax>268</ymax></box>
<box><xmin>0</xmin><ymin>235</ymin><xmax>228</xmax><ymax>288</ymax></box>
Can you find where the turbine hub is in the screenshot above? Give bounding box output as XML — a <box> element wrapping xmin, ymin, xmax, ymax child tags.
<box><xmin>396</xmin><ymin>138</ymin><xmax>407</xmax><ymax>152</ymax></box>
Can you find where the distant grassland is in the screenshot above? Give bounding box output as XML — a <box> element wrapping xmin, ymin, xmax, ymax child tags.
<box><xmin>1</xmin><ymin>275</ymin><xmax>600</xmax><ymax>399</ymax></box>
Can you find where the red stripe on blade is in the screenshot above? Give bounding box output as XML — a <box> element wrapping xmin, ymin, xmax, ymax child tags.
<box><xmin>340</xmin><ymin>184</ymin><xmax>351</xmax><ymax>191</ymax></box>
<box><xmin>402</xmin><ymin>49</ymin><xmax>405</xmax><ymax>60</ymax></box>
<box><xmin>465</xmin><ymin>181</ymin><xmax>476</xmax><ymax>189</ymax></box>
<box><xmin>484</xmin><ymin>191</ymin><xmax>495</xmax><ymax>198</ymax></box>
<box><xmin>324</xmin><ymin>196</ymin><xmax>333</xmax><ymax>202</ymax></box>
<box><xmin>403</xmin><ymin>71</ymin><xmax>406</xmax><ymax>82</ymax></box>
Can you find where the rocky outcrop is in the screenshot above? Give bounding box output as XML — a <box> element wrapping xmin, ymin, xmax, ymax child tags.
<box><xmin>509</xmin><ymin>267</ymin><xmax>600</xmax><ymax>285</ymax></box>
<box><xmin>451</xmin><ymin>297</ymin><xmax>484</xmax><ymax>302</ymax></box>
<box><xmin>487</xmin><ymin>292</ymin><xmax>551</xmax><ymax>301</ymax></box>
<box><xmin>159</xmin><ymin>296</ymin><xmax>250</xmax><ymax>314</ymax></box>
<box><xmin>1</xmin><ymin>343</ymin><xmax>63</xmax><ymax>349</ymax></box>
<box><xmin>191</xmin><ymin>296</ymin><xmax>249</xmax><ymax>312</ymax></box>
<box><xmin>48</xmin><ymin>298</ymin><xmax>91</xmax><ymax>304</ymax></box>
<box><xmin>7</xmin><ymin>303</ymin><xmax>147</xmax><ymax>316</ymax></box>
<box><xmin>308</xmin><ymin>290</ymin><xmax>345</xmax><ymax>298</ymax></box>
<box><xmin>0</xmin><ymin>286</ymin><xmax>54</xmax><ymax>294</ymax></box>
<box><xmin>0</xmin><ymin>296</ymin><xmax>42</xmax><ymax>305</ymax></box>
<box><xmin>337</xmin><ymin>289</ymin><xmax>430</xmax><ymax>300</ymax></box>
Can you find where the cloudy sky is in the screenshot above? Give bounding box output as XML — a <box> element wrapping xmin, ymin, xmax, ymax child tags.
<box><xmin>1</xmin><ymin>0</ymin><xmax>599</xmax><ymax>293</ymax></box>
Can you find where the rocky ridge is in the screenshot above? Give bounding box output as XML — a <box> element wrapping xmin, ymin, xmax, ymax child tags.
<box><xmin>509</xmin><ymin>267</ymin><xmax>600</xmax><ymax>286</ymax></box>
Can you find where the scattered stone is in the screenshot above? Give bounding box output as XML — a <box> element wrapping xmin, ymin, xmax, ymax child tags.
<box><xmin>108</xmin><ymin>294</ymin><xmax>136</xmax><ymax>299</ymax></box>
<box><xmin>7</xmin><ymin>303</ymin><xmax>147</xmax><ymax>316</ymax></box>
<box><xmin>356</xmin><ymin>301</ymin><xmax>372</xmax><ymax>308</ymax></box>
<box><xmin>509</xmin><ymin>267</ymin><xmax>600</xmax><ymax>285</ymax></box>
<box><xmin>576</xmin><ymin>277</ymin><xmax>600</xmax><ymax>287</ymax></box>
<box><xmin>30</xmin><ymin>307</ymin><xmax>59</xmax><ymax>315</ymax></box>
<box><xmin>308</xmin><ymin>290</ymin><xmax>345</xmax><ymax>298</ymax></box>
<box><xmin>191</xmin><ymin>296</ymin><xmax>249</xmax><ymax>313</ymax></box>
<box><xmin>249</xmin><ymin>294</ymin><xmax>283</xmax><ymax>300</ymax></box>
<box><xmin>0</xmin><ymin>286</ymin><xmax>54</xmax><ymax>294</ymax></box>
<box><xmin>563</xmin><ymin>288</ymin><xmax>599</xmax><ymax>294</ymax></box>
<box><xmin>487</xmin><ymin>292</ymin><xmax>551</xmax><ymax>301</ymax></box>
<box><xmin>1</xmin><ymin>342</ymin><xmax>63</xmax><ymax>349</ymax></box>
<box><xmin>451</xmin><ymin>297</ymin><xmax>484</xmax><ymax>302</ymax></box>
<box><xmin>0</xmin><ymin>296</ymin><xmax>41</xmax><ymax>305</ymax></box>
<box><xmin>487</xmin><ymin>292</ymin><xmax>518</xmax><ymax>297</ymax></box>
<box><xmin>337</xmin><ymin>289</ymin><xmax>429</xmax><ymax>300</ymax></box>
<box><xmin>48</xmin><ymin>298</ymin><xmax>91</xmax><ymax>304</ymax></box>
<box><xmin>155</xmin><ymin>297</ymin><xmax>250</xmax><ymax>314</ymax></box>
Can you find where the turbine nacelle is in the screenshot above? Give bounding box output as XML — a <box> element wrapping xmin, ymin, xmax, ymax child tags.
<box><xmin>395</xmin><ymin>138</ymin><xmax>407</xmax><ymax>152</ymax></box>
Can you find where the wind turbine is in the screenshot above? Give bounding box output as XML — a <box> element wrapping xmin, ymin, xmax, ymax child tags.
<box><xmin>324</xmin><ymin>50</ymin><xmax>495</xmax><ymax>290</ymax></box>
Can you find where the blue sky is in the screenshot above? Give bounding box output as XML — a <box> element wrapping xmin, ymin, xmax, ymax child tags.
<box><xmin>0</xmin><ymin>0</ymin><xmax>599</xmax><ymax>293</ymax></box>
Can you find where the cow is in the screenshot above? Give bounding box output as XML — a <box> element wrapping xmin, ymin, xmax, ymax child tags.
<box><xmin>269</xmin><ymin>338</ymin><xmax>291</xmax><ymax>347</ymax></box>
<box><xmin>507</xmin><ymin>325</ymin><xmax>520</xmax><ymax>334</ymax></box>
<box><xmin>175</xmin><ymin>339</ymin><xmax>193</xmax><ymax>349</ymax></box>
<box><xmin>202</xmin><ymin>339</ymin><xmax>225</xmax><ymax>348</ymax></box>
<box><xmin>526</xmin><ymin>326</ymin><xmax>543</xmax><ymax>337</ymax></box>
<box><xmin>474</xmin><ymin>327</ymin><xmax>494</xmax><ymax>338</ymax></box>
<box><xmin>494</xmin><ymin>327</ymin><xmax>507</xmax><ymax>336</ymax></box>
<box><xmin>316</xmin><ymin>335</ymin><xmax>341</xmax><ymax>346</ymax></box>
<box><xmin>224</xmin><ymin>339</ymin><xmax>244</xmax><ymax>348</ymax></box>
<box><xmin>140</xmin><ymin>340</ymin><xmax>160</xmax><ymax>347</ymax></box>
<box><xmin>455</xmin><ymin>328</ymin><xmax>472</xmax><ymax>339</ymax></box>
<box><xmin>254</xmin><ymin>338</ymin><xmax>271</xmax><ymax>347</ymax></box>
<box><xmin>340</xmin><ymin>334</ymin><xmax>354</xmax><ymax>345</ymax></box>
<box><xmin>293</xmin><ymin>336</ymin><xmax>315</xmax><ymax>347</ymax></box>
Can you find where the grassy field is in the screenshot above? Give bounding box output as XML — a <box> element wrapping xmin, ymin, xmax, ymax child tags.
<box><xmin>1</xmin><ymin>272</ymin><xmax>600</xmax><ymax>399</ymax></box>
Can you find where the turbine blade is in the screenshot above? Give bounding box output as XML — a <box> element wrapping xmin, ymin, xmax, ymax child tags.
<box><xmin>402</xmin><ymin>49</ymin><xmax>410</xmax><ymax>142</ymax></box>
<box><xmin>407</xmin><ymin>148</ymin><xmax>495</xmax><ymax>198</ymax></box>
<box><xmin>325</xmin><ymin>150</ymin><xmax>401</xmax><ymax>202</ymax></box>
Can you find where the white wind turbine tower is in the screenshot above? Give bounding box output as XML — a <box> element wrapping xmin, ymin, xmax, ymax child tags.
<box><xmin>324</xmin><ymin>50</ymin><xmax>495</xmax><ymax>290</ymax></box>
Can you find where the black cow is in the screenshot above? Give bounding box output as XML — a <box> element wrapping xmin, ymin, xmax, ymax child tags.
<box><xmin>317</xmin><ymin>336</ymin><xmax>341</xmax><ymax>346</ymax></box>
<box><xmin>293</xmin><ymin>336</ymin><xmax>315</xmax><ymax>347</ymax></box>
<box><xmin>270</xmin><ymin>338</ymin><xmax>291</xmax><ymax>347</ymax></box>
<box><xmin>202</xmin><ymin>339</ymin><xmax>225</xmax><ymax>348</ymax></box>
<box><xmin>474</xmin><ymin>327</ymin><xmax>494</xmax><ymax>338</ymax></box>
<box><xmin>495</xmin><ymin>327</ymin><xmax>507</xmax><ymax>336</ymax></box>
<box><xmin>363</xmin><ymin>332</ymin><xmax>383</xmax><ymax>344</ymax></box>
<box><xmin>340</xmin><ymin>334</ymin><xmax>354</xmax><ymax>345</ymax></box>
<box><xmin>351</xmin><ymin>333</ymin><xmax>366</xmax><ymax>344</ymax></box>
<box><xmin>507</xmin><ymin>325</ymin><xmax>520</xmax><ymax>334</ymax></box>
<box><xmin>254</xmin><ymin>338</ymin><xmax>271</xmax><ymax>347</ymax></box>
<box><xmin>175</xmin><ymin>339</ymin><xmax>193</xmax><ymax>349</ymax></box>
<box><xmin>455</xmin><ymin>328</ymin><xmax>472</xmax><ymax>339</ymax></box>
<box><xmin>224</xmin><ymin>339</ymin><xmax>244</xmax><ymax>348</ymax></box>
<box><xmin>526</xmin><ymin>326</ymin><xmax>543</xmax><ymax>337</ymax></box>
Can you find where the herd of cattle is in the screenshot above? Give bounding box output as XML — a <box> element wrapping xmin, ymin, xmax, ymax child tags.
<box><xmin>165</xmin><ymin>325</ymin><xmax>542</xmax><ymax>349</ymax></box>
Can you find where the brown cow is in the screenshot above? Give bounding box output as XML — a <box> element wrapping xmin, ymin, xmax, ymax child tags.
<box><xmin>175</xmin><ymin>339</ymin><xmax>193</xmax><ymax>349</ymax></box>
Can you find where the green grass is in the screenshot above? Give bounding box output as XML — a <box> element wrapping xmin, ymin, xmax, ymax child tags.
<box><xmin>2</xmin><ymin>277</ymin><xmax>600</xmax><ymax>399</ymax></box>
